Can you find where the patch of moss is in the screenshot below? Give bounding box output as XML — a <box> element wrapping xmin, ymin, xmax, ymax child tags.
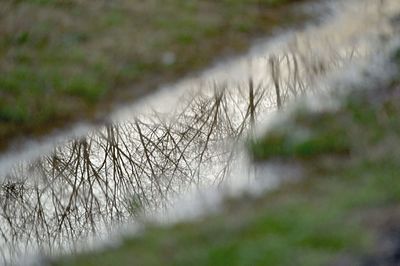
<box><xmin>250</xmin><ymin>110</ymin><xmax>351</xmax><ymax>160</ymax></box>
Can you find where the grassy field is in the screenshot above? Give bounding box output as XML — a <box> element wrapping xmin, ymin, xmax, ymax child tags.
<box><xmin>0</xmin><ymin>0</ymin><xmax>304</xmax><ymax>148</ymax></box>
<box><xmin>49</xmin><ymin>48</ymin><xmax>400</xmax><ymax>266</ymax></box>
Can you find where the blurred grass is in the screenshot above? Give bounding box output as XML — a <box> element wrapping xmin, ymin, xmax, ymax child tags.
<box><xmin>0</xmin><ymin>0</ymin><xmax>304</xmax><ymax>147</ymax></box>
<box><xmin>52</xmin><ymin>160</ymin><xmax>399</xmax><ymax>266</ymax></box>
<box><xmin>51</xmin><ymin>48</ymin><xmax>400</xmax><ymax>266</ymax></box>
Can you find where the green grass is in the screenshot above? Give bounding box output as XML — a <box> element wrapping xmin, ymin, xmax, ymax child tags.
<box><xmin>50</xmin><ymin>48</ymin><xmax>400</xmax><ymax>266</ymax></box>
<box><xmin>0</xmin><ymin>0</ymin><xmax>304</xmax><ymax>148</ymax></box>
<box><xmin>249</xmin><ymin>110</ymin><xmax>352</xmax><ymax>159</ymax></box>
<box><xmin>51</xmin><ymin>161</ymin><xmax>399</xmax><ymax>266</ymax></box>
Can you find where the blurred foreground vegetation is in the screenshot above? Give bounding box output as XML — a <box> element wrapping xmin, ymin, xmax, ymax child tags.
<box><xmin>0</xmin><ymin>0</ymin><xmax>302</xmax><ymax>147</ymax></box>
<box><xmin>50</xmin><ymin>48</ymin><xmax>400</xmax><ymax>266</ymax></box>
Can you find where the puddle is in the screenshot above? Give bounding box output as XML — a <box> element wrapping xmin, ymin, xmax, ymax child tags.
<box><xmin>1</xmin><ymin>0</ymin><xmax>400</xmax><ymax>264</ymax></box>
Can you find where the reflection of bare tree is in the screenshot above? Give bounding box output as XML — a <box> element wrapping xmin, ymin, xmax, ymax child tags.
<box><xmin>0</xmin><ymin>46</ymin><xmax>359</xmax><ymax>264</ymax></box>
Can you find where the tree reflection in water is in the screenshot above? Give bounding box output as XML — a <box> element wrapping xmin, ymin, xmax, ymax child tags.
<box><xmin>0</xmin><ymin>45</ymin><xmax>360</xmax><ymax>264</ymax></box>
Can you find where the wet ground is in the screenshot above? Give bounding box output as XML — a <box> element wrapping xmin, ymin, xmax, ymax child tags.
<box><xmin>1</xmin><ymin>0</ymin><xmax>400</xmax><ymax>265</ymax></box>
